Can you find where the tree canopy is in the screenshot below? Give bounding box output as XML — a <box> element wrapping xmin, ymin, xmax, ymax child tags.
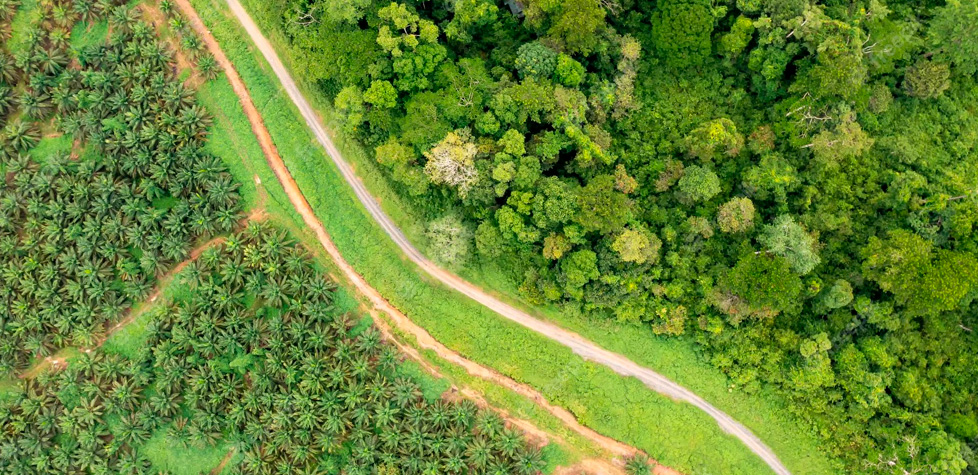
<box><xmin>248</xmin><ymin>0</ymin><xmax>978</xmax><ymax>471</ymax></box>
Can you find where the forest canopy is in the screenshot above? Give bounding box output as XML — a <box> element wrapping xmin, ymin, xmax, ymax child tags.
<box><xmin>257</xmin><ymin>0</ymin><xmax>978</xmax><ymax>473</ymax></box>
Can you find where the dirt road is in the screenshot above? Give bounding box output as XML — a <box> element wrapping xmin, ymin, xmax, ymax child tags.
<box><xmin>170</xmin><ymin>1</ymin><xmax>679</xmax><ymax>472</ymax></box>
<box><xmin>197</xmin><ymin>0</ymin><xmax>792</xmax><ymax>473</ymax></box>
<box><xmin>18</xmin><ymin>231</ymin><xmax>235</xmax><ymax>379</ymax></box>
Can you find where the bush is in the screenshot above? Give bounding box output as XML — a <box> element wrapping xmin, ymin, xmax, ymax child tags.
<box><xmin>947</xmin><ymin>414</ymin><xmax>978</xmax><ymax>440</ymax></box>
<box><xmin>515</xmin><ymin>41</ymin><xmax>557</xmax><ymax>79</ymax></box>
<box><xmin>425</xmin><ymin>213</ymin><xmax>474</xmax><ymax>267</ymax></box>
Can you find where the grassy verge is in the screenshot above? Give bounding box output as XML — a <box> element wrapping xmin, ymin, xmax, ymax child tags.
<box><xmin>140</xmin><ymin>432</ymin><xmax>236</xmax><ymax>475</ymax></box>
<box><xmin>184</xmin><ymin>0</ymin><xmax>823</xmax><ymax>472</ymax></box>
<box><xmin>147</xmin><ymin>9</ymin><xmax>595</xmax><ymax>467</ymax></box>
<box><xmin>6</xmin><ymin>0</ymin><xmax>38</xmax><ymax>51</ymax></box>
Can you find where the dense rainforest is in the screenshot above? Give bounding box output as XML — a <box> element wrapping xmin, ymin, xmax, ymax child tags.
<box><xmin>262</xmin><ymin>0</ymin><xmax>978</xmax><ymax>472</ymax></box>
<box><xmin>0</xmin><ymin>1</ymin><xmax>548</xmax><ymax>473</ymax></box>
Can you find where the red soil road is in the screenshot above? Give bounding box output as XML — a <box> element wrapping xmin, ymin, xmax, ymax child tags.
<box><xmin>213</xmin><ymin>2</ymin><xmax>793</xmax><ymax>474</ymax></box>
<box><xmin>170</xmin><ymin>0</ymin><xmax>683</xmax><ymax>472</ymax></box>
<box><xmin>170</xmin><ymin>0</ymin><xmax>672</xmax><ymax>471</ymax></box>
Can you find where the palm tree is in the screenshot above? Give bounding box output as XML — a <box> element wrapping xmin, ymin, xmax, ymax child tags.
<box><xmin>197</xmin><ymin>54</ymin><xmax>220</xmax><ymax>80</ymax></box>
<box><xmin>449</xmin><ymin>399</ymin><xmax>476</xmax><ymax>431</ymax></box>
<box><xmin>465</xmin><ymin>436</ymin><xmax>494</xmax><ymax>472</ymax></box>
<box><xmin>0</xmin><ymin>51</ymin><xmax>17</xmax><ymax>83</ymax></box>
<box><xmin>3</xmin><ymin>120</ymin><xmax>40</xmax><ymax>154</ymax></box>
<box><xmin>500</xmin><ymin>428</ymin><xmax>531</xmax><ymax>463</ymax></box>
<box><xmin>391</xmin><ymin>377</ymin><xmax>422</xmax><ymax>407</ymax></box>
<box><xmin>37</xmin><ymin>47</ymin><xmax>68</xmax><ymax>75</ymax></box>
<box><xmin>71</xmin><ymin>397</ymin><xmax>104</xmax><ymax>428</ymax></box>
<box><xmin>50</xmin><ymin>5</ymin><xmax>75</xmax><ymax>28</ymax></box>
<box><xmin>0</xmin><ymin>0</ymin><xmax>19</xmax><ymax>21</ymax></box>
<box><xmin>19</xmin><ymin>89</ymin><xmax>53</xmax><ymax>120</ymax></box>
<box><xmin>108</xmin><ymin>5</ymin><xmax>139</xmax><ymax>33</ymax></box>
<box><xmin>148</xmin><ymin>392</ymin><xmax>181</xmax><ymax>419</ymax></box>
<box><xmin>115</xmin><ymin>412</ymin><xmax>150</xmax><ymax>445</ymax></box>
<box><xmin>0</xmin><ymin>85</ymin><xmax>16</xmax><ymax>116</ymax></box>
<box><xmin>474</xmin><ymin>411</ymin><xmax>504</xmax><ymax>439</ymax></box>
<box><xmin>624</xmin><ymin>454</ymin><xmax>652</xmax><ymax>475</ymax></box>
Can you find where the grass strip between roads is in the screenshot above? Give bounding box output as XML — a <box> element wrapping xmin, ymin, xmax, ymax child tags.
<box><xmin>153</xmin><ymin>2</ymin><xmax>615</xmax><ymax>470</ymax></box>
<box><xmin>186</xmin><ymin>0</ymin><xmax>842</xmax><ymax>473</ymax></box>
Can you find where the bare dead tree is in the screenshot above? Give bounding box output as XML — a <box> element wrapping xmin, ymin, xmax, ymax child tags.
<box><xmin>865</xmin><ymin>437</ymin><xmax>932</xmax><ymax>475</ymax></box>
<box><xmin>290</xmin><ymin>10</ymin><xmax>318</xmax><ymax>27</ymax></box>
<box><xmin>598</xmin><ymin>0</ymin><xmax>622</xmax><ymax>15</ymax></box>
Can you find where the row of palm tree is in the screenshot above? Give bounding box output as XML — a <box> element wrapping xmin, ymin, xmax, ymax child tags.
<box><xmin>0</xmin><ymin>0</ymin><xmax>19</xmax><ymax>43</ymax></box>
<box><xmin>0</xmin><ymin>0</ymin><xmax>19</xmax><ymax>22</ymax></box>
<box><xmin>155</xmin><ymin>0</ymin><xmax>220</xmax><ymax>80</ymax></box>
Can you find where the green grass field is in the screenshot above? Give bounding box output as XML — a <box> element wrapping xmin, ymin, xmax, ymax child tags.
<box><xmin>182</xmin><ymin>0</ymin><xmax>847</xmax><ymax>473</ymax></box>
<box><xmin>140</xmin><ymin>432</ymin><xmax>236</xmax><ymax>475</ymax></box>
<box><xmin>6</xmin><ymin>0</ymin><xmax>39</xmax><ymax>51</ymax></box>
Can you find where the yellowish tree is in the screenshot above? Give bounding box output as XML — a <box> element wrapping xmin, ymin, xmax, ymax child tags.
<box><xmin>423</xmin><ymin>130</ymin><xmax>479</xmax><ymax>196</ymax></box>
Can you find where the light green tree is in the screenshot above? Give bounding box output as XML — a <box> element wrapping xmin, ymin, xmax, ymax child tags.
<box><xmin>903</xmin><ymin>60</ymin><xmax>951</xmax><ymax>99</ymax></box>
<box><xmin>862</xmin><ymin>230</ymin><xmax>978</xmax><ymax>314</ymax></box>
<box><xmin>758</xmin><ymin>215</ymin><xmax>820</xmax><ymax>275</ymax></box>
<box><xmin>651</xmin><ymin>0</ymin><xmax>715</xmax><ymax>68</ymax></box>
<box><xmin>717</xmin><ymin>197</ymin><xmax>755</xmax><ymax>233</ymax></box>
<box><xmin>611</xmin><ymin>226</ymin><xmax>662</xmax><ymax>265</ymax></box>
<box><xmin>555</xmin><ymin>54</ymin><xmax>585</xmax><ymax>87</ymax></box>
<box><xmin>741</xmin><ymin>153</ymin><xmax>799</xmax><ymax>202</ymax></box>
<box><xmin>560</xmin><ymin>249</ymin><xmax>599</xmax><ymax>299</ymax></box>
<box><xmin>425</xmin><ymin>214</ymin><xmax>473</xmax><ymax>267</ymax></box>
<box><xmin>684</xmin><ymin>118</ymin><xmax>744</xmax><ymax>160</ymax></box>
<box><xmin>543</xmin><ymin>233</ymin><xmax>572</xmax><ymax>260</ymax></box>
<box><xmin>818</xmin><ymin>279</ymin><xmax>853</xmax><ymax>311</ymax></box>
<box><xmin>444</xmin><ymin>0</ymin><xmax>498</xmax><ymax>43</ymax></box>
<box><xmin>334</xmin><ymin>86</ymin><xmax>365</xmax><ymax>132</ymax></box>
<box><xmin>719</xmin><ymin>15</ymin><xmax>755</xmax><ymax>59</ymax></box>
<box><xmin>524</xmin><ymin>0</ymin><xmax>606</xmax><ymax>54</ymax></box>
<box><xmin>678</xmin><ymin>165</ymin><xmax>721</xmax><ymax>203</ymax></box>
<box><xmin>807</xmin><ymin>114</ymin><xmax>874</xmax><ymax>164</ymax></box>
<box><xmin>375</xmin><ymin>139</ymin><xmax>430</xmax><ymax>196</ymax></box>
<box><xmin>364</xmin><ymin>80</ymin><xmax>398</xmax><ymax>109</ymax></box>
<box><xmin>718</xmin><ymin>254</ymin><xmax>803</xmax><ymax>318</ymax></box>
<box><xmin>929</xmin><ymin>0</ymin><xmax>978</xmax><ymax>75</ymax></box>
<box><xmin>575</xmin><ymin>175</ymin><xmax>633</xmax><ymax>233</ymax></box>
<box><xmin>376</xmin><ymin>2</ymin><xmax>440</xmax><ymax>57</ymax></box>
<box><xmin>423</xmin><ymin>130</ymin><xmax>479</xmax><ymax>196</ymax></box>
<box><xmin>321</xmin><ymin>0</ymin><xmax>371</xmax><ymax>25</ymax></box>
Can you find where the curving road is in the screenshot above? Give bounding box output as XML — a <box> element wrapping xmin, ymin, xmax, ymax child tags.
<box><xmin>222</xmin><ymin>1</ymin><xmax>791</xmax><ymax>473</ymax></box>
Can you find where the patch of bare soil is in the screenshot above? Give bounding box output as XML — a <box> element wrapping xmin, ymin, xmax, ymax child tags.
<box><xmin>139</xmin><ymin>3</ymin><xmax>202</xmax><ymax>89</ymax></box>
<box><xmin>209</xmin><ymin>448</ymin><xmax>236</xmax><ymax>475</ymax></box>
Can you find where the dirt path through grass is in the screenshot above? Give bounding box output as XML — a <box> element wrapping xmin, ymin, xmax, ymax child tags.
<box><xmin>170</xmin><ymin>0</ymin><xmax>675</xmax><ymax>472</ymax></box>
<box><xmin>182</xmin><ymin>0</ymin><xmax>793</xmax><ymax>474</ymax></box>
<box><xmin>18</xmin><ymin>231</ymin><xmax>232</xmax><ymax>379</ymax></box>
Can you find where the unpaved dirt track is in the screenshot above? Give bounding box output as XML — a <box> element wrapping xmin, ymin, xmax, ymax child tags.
<box><xmin>205</xmin><ymin>1</ymin><xmax>792</xmax><ymax>473</ymax></box>
<box><xmin>18</xmin><ymin>230</ymin><xmax>237</xmax><ymax>379</ymax></box>
<box><xmin>172</xmin><ymin>1</ymin><xmax>667</xmax><ymax>472</ymax></box>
